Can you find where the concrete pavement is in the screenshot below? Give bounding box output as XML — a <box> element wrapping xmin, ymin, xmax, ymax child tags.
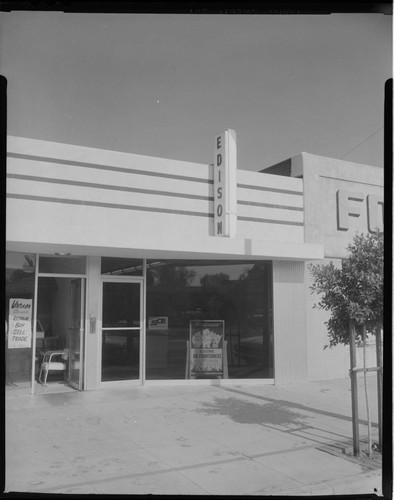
<box><xmin>5</xmin><ymin>375</ymin><xmax>383</xmax><ymax>496</ymax></box>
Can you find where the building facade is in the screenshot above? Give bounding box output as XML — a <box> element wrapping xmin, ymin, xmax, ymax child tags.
<box><xmin>5</xmin><ymin>132</ymin><xmax>384</xmax><ymax>393</ymax></box>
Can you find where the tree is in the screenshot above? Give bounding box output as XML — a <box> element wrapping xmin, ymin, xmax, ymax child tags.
<box><xmin>200</xmin><ymin>273</ymin><xmax>230</xmax><ymax>291</ymax></box>
<box><xmin>147</xmin><ymin>264</ymin><xmax>196</xmax><ymax>288</ymax></box>
<box><xmin>310</xmin><ymin>230</ymin><xmax>383</xmax><ymax>348</ymax></box>
<box><xmin>309</xmin><ymin>230</ymin><xmax>383</xmax><ymax>457</ymax></box>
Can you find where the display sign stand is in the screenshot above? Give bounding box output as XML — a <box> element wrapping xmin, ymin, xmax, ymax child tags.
<box><xmin>185</xmin><ymin>320</ymin><xmax>228</xmax><ymax>380</ymax></box>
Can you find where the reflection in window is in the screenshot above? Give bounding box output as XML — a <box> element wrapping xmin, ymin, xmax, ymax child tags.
<box><xmin>102</xmin><ymin>282</ymin><xmax>140</xmax><ymax>328</ymax></box>
<box><xmin>101</xmin><ymin>257</ymin><xmax>143</xmax><ymax>276</ymax></box>
<box><xmin>146</xmin><ymin>260</ymin><xmax>273</xmax><ymax>380</ymax></box>
<box><xmin>101</xmin><ymin>281</ymin><xmax>141</xmax><ymax>382</ymax></box>
<box><xmin>39</xmin><ymin>256</ymin><xmax>86</xmax><ymax>274</ymax></box>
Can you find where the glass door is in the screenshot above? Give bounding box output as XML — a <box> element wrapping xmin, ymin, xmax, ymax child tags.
<box><xmin>36</xmin><ymin>276</ymin><xmax>85</xmax><ymax>390</ymax></box>
<box><xmin>101</xmin><ymin>279</ymin><xmax>142</xmax><ymax>382</ymax></box>
<box><xmin>67</xmin><ymin>278</ymin><xmax>85</xmax><ymax>390</ymax></box>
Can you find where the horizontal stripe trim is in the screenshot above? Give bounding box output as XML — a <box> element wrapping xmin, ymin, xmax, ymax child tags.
<box><xmin>7</xmin><ymin>154</ymin><xmax>304</xmax><ymax>196</ymax></box>
<box><xmin>7</xmin><ymin>193</ymin><xmax>212</xmax><ymax>218</ymax></box>
<box><xmin>7</xmin><ymin>152</ymin><xmax>213</xmax><ymax>185</ymax></box>
<box><xmin>238</xmin><ymin>200</ymin><xmax>303</xmax><ymax>211</ymax></box>
<box><xmin>6</xmin><ymin>175</ymin><xmax>302</xmax><ymax>209</ymax></box>
<box><xmin>8</xmin><ymin>194</ymin><xmax>304</xmax><ymax>227</ymax></box>
<box><xmin>238</xmin><ymin>216</ymin><xmax>304</xmax><ymax>226</ymax></box>
<box><xmin>238</xmin><ymin>183</ymin><xmax>303</xmax><ymax>196</ymax></box>
<box><xmin>7</xmin><ymin>173</ymin><xmax>213</xmax><ymax>202</ymax></box>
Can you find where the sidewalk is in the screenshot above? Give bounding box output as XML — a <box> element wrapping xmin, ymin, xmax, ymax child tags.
<box><xmin>5</xmin><ymin>375</ymin><xmax>382</xmax><ymax>496</ymax></box>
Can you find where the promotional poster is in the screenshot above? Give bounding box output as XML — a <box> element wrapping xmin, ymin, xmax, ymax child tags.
<box><xmin>189</xmin><ymin>320</ymin><xmax>224</xmax><ymax>377</ymax></box>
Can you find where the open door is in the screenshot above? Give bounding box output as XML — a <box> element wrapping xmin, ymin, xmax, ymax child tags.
<box><xmin>67</xmin><ymin>278</ymin><xmax>85</xmax><ymax>390</ymax></box>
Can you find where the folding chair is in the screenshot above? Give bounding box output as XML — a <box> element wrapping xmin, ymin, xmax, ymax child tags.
<box><xmin>38</xmin><ymin>348</ymin><xmax>69</xmax><ymax>385</ymax></box>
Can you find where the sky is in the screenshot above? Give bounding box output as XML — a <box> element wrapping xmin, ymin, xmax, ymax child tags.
<box><xmin>0</xmin><ymin>12</ymin><xmax>391</xmax><ymax>171</ymax></box>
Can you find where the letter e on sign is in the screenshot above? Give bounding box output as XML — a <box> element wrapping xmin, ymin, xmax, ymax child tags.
<box><xmin>336</xmin><ymin>189</ymin><xmax>364</xmax><ymax>231</ymax></box>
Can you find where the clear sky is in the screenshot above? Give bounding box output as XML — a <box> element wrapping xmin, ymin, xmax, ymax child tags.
<box><xmin>0</xmin><ymin>12</ymin><xmax>391</xmax><ymax>171</ymax></box>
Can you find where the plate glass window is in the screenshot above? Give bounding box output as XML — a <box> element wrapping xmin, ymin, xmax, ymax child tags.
<box><xmin>101</xmin><ymin>258</ymin><xmax>143</xmax><ymax>276</ymax></box>
<box><xmin>146</xmin><ymin>260</ymin><xmax>273</xmax><ymax>380</ymax></box>
<box><xmin>39</xmin><ymin>256</ymin><xmax>86</xmax><ymax>274</ymax></box>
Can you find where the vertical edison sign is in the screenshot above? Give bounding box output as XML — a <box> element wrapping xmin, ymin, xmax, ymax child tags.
<box><xmin>214</xmin><ymin>129</ymin><xmax>237</xmax><ymax>237</ymax></box>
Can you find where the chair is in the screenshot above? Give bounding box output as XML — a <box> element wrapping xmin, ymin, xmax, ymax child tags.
<box><xmin>38</xmin><ymin>348</ymin><xmax>69</xmax><ymax>385</ymax></box>
<box><xmin>36</xmin><ymin>337</ymin><xmax>65</xmax><ymax>376</ymax></box>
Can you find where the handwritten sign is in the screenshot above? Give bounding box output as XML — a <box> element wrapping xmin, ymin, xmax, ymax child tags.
<box><xmin>8</xmin><ymin>298</ymin><xmax>32</xmax><ymax>349</ymax></box>
<box><xmin>189</xmin><ymin>320</ymin><xmax>224</xmax><ymax>377</ymax></box>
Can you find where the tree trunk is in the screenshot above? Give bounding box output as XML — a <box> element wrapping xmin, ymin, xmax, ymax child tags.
<box><xmin>362</xmin><ymin>325</ymin><xmax>372</xmax><ymax>457</ymax></box>
<box><xmin>349</xmin><ymin>321</ymin><xmax>360</xmax><ymax>457</ymax></box>
<box><xmin>376</xmin><ymin>327</ymin><xmax>383</xmax><ymax>451</ymax></box>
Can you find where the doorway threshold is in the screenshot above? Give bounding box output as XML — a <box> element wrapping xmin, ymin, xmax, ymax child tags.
<box><xmin>33</xmin><ymin>381</ymin><xmax>77</xmax><ymax>395</ymax></box>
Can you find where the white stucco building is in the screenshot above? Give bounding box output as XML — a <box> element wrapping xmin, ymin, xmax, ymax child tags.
<box><xmin>5</xmin><ymin>131</ymin><xmax>384</xmax><ymax>393</ymax></box>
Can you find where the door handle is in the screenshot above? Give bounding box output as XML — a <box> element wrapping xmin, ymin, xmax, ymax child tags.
<box><xmin>89</xmin><ymin>317</ymin><xmax>97</xmax><ymax>334</ymax></box>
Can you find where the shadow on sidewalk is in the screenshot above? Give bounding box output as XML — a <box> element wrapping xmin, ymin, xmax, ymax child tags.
<box><xmin>218</xmin><ymin>386</ymin><xmax>379</xmax><ymax>428</ymax></box>
<box><xmin>197</xmin><ymin>396</ymin><xmax>306</xmax><ymax>426</ymax></box>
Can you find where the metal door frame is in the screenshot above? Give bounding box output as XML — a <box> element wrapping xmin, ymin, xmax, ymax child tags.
<box><xmin>99</xmin><ymin>276</ymin><xmax>145</xmax><ymax>385</ymax></box>
<box><xmin>67</xmin><ymin>278</ymin><xmax>86</xmax><ymax>390</ymax></box>
<box><xmin>32</xmin><ymin>270</ymin><xmax>87</xmax><ymax>393</ymax></box>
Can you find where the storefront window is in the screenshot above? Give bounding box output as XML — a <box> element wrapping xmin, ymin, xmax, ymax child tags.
<box><xmin>146</xmin><ymin>260</ymin><xmax>273</xmax><ymax>380</ymax></box>
<box><xmin>39</xmin><ymin>255</ymin><xmax>86</xmax><ymax>274</ymax></box>
<box><xmin>101</xmin><ymin>257</ymin><xmax>143</xmax><ymax>276</ymax></box>
<box><xmin>5</xmin><ymin>252</ymin><xmax>36</xmax><ymax>387</ymax></box>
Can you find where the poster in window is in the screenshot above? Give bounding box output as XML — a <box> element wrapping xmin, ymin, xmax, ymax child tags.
<box><xmin>189</xmin><ymin>320</ymin><xmax>224</xmax><ymax>377</ymax></box>
<box><xmin>8</xmin><ymin>298</ymin><xmax>33</xmax><ymax>349</ymax></box>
